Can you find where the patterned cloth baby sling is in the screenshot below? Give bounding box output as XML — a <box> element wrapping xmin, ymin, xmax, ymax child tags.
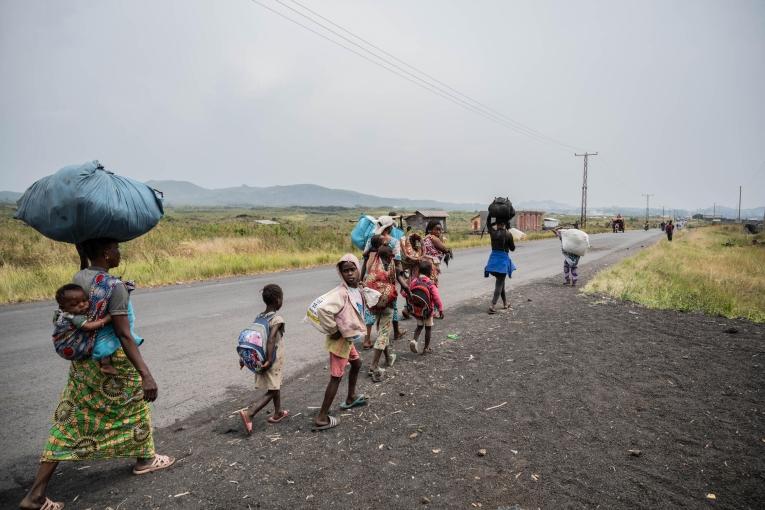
<box><xmin>52</xmin><ymin>272</ymin><xmax>119</xmax><ymax>360</ymax></box>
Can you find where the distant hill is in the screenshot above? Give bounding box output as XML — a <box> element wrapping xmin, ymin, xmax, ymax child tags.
<box><xmin>0</xmin><ymin>191</ymin><xmax>21</xmax><ymax>204</ymax></box>
<box><xmin>146</xmin><ymin>180</ymin><xmax>487</xmax><ymax>211</ymax></box>
<box><xmin>4</xmin><ymin>181</ymin><xmax>763</xmax><ymax>218</ymax></box>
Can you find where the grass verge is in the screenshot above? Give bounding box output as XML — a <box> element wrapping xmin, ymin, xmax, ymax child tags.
<box><xmin>584</xmin><ymin>225</ymin><xmax>765</xmax><ymax>323</ymax></box>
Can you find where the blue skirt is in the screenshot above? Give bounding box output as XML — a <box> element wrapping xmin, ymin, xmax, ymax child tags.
<box><xmin>484</xmin><ymin>250</ymin><xmax>517</xmax><ymax>278</ymax></box>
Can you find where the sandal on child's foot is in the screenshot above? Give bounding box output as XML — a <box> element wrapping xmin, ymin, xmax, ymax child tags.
<box><xmin>238</xmin><ymin>409</ymin><xmax>253</xmax><ymax>435</ymax></box>
<box><xmin>267</xmin><ymin>410</ymin><xmax>289</xmax><ymax>424</ymax></box>
<box><xmin>409</xmin><ymin>340</ymin><xmax>418</xmax><ymax>353</ymax></box>
<box><xmin>371</xmin><ymin>368</ymin><xmax>385</xmax><ymax>383</ymax></box>
<box><xmin>488</xmin><ymin>306</ymin><xmax>497</xmax><ymax>315</ymax></box>
<box><xmin>386</xmin><ymin>353</ymin><xmax>397</xmax><ymax>368</ymax></box>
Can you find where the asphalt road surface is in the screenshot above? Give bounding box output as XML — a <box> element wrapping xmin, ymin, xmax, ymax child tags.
<box><xmin>0</xmin><ymin>229</ymin><xmax>661</xmax><ymax>490</ymax></box>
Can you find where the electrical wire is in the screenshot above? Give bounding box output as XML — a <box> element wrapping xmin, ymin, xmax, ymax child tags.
<box><xmin>286</xmin><ymin>0</ymin><xmax>581</xmax><ymax>150</ymax></box>
<box><xmin>248</xmin><ymin>0</ymin><xmax>585</xmax><ymax>151</ymax></box>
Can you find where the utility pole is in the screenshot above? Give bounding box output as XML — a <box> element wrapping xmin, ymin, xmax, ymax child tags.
<box><xmin>575</xmin><ymin>152</ymin><xmax>597</xmax><ymax>228</ymax></box>
<box><xmin>642</xmin><ymin>193</ymin><xmax>653</xmax><ymax>228</ymax></box>
<box><xmin>738</xmin><ymin>185</ymin><xmax>742</xmax><ymax>223</ymax></box>
<box><xmin>662</xmin><ymin>205</ymin><xmax>665</xmax><ymax>218</ymax></box>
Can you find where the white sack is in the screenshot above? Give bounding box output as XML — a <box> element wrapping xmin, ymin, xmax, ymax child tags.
<box><xmin>560</xmin><ymin>229</ymin><xmax>590</xmax><ymax>256</ymax></box>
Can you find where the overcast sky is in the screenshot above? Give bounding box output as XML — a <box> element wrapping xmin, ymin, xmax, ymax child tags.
<box><xmin>1</xmin><ymin>0</ymin><xmax>763</xmax><ymax>210</ymax></box>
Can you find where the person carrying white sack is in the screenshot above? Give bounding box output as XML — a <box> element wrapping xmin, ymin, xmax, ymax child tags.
<box><xmin>305</xmin><ymin>254</ymin><xmax>376</xmax><ymax>430</ymax></box>
<box><xmin>552</xmin><ymin>227</ymin><xmax>590</xmax><ymax>286</ymax></box>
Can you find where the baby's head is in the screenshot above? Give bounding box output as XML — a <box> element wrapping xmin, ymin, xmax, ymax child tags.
<box><xmin>418</xmin><ymin>260</ymin><xmax>433</xmax><ymax>278</ymax></box>
<box><xmin>55</xmin><ymin>284</ymin><xmax>89</xmax><ymax>315</ymax></box>
<box><xmin>369</xmin><ymin>234</ymin><xmax>383</xmax><ymax>252</ymax></box>
<box><xmin>262</xmin><ymin>284</ymin><xmax>283</xmax><ymax>311</ymax></box>
<box><xmin>378</xmin><ymin>244</ymin><xmax>393</xmax><ymax>263</ymax></box>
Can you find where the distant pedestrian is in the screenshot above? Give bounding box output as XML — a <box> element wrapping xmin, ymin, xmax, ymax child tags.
<box><xmin>238</xmin><ymin>284</ymin><xmax>288</xmax><ymax>435</ymax></box>
<box><xmin>408</xmin><ymin>260</ymin><xmax>443</xmax><ymax>355</ymax></box>
<box><xmin>665</xmin><ymin>220</ymin><xmax>675</xmax><ymax>241</ymax></box>
<box><xmin>660</xmin><ymin>221</ymin><xmax>666</xmax><ymax>232</ymax></box>
<box><xmin>313</xmin><ymin>254</ymin><xmax>368</xmax><ymax>431</ymax></box>
<box><xmin>553</xmin><ymin>228</ymin><xmax>581</xmax><ymax>286</ymax></box>
<box><xmin>484</xmin><ymin>221</ymin><xmax>517</xmax><ymax>313</ymax></box>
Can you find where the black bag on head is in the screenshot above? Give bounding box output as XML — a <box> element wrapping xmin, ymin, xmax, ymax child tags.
<box><xmin>488</xmin><ymin>197</ymin><xmax>515</xmax><ymax>226</ymax></box>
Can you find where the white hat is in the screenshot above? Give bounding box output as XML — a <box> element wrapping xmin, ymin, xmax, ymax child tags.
<box><xmin>374</xmin><ymin>215</ymin><xmax>396</xmax><ymax>235</ymax></box>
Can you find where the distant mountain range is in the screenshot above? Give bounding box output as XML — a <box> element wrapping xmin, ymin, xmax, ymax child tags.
<box><xmin>1</xmin><ymin>181</ymin><xmax>763</xmax><ymax>219</ymax></box>
<box><xmin>144</xmin><ymin>180</ymin><xmax>487</xmax><ymax>211</ymax></box>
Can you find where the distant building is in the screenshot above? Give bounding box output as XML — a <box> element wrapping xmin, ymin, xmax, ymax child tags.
<box><xmin>254</xmin><ymin>219</ymin><xmax>280</xmax><ymax>225</ymax></box>
<box><xmin>542</xmin><ymin>217</ymin><xmax>560</xmax><ymax>230</ymax></box>
<box><xmin>404</xmin><ymin>210</ymin><xmax>449</xmax><ymax>232</ymax></box>
<box><xmin>470</xmin><ymin>211</ymin><xmax>489</xmax><ymax>233</ymax></box>
<box><xmin>470</xmin><ymin>210</ymin><xmax>544</xmax><ymax>232</ymax></box>
<box><xmin>512</xmin><ymin>211</ymin><xmax>544</xmax><ymax>232</ymax></box>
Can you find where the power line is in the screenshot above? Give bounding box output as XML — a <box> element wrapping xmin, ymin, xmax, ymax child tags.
<box><xmin>248</xmin><ymin>0</ymin><xmax>583</xmax><ymax>151</ymax></box>
<box><xmin>284</xmin><ymin>0</ymin><xmax>582</xmax><ymax>150</ymax></box>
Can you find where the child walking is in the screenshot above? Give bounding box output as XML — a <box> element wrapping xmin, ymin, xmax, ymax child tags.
<box><xmin>313</xmin><ymin>254</ymin><xmax>369</xmax><ymax>431</ymax></box>
<box><xmin>239</xmin><ymin>284</ymin><xmax>288</xmax><ymax>435</ymax></box>
<box><xmin>408</xmin><ymin>260</ymin><xmax>443</xmax><ymax>355</ymax></box>
<box><xmin>364</xmin><ymin>244</ymin><xmax>409</xmax><ymax>382</ymax></box>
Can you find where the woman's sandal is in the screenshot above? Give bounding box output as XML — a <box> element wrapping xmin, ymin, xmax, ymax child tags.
<box><xmin>312</xmin><ymin>415</ymin><xmax>339</xmax><ymax>431</ymax></box>
<box><xmin>132</xmin><ymin>454</ymin><xmax>176</xmax><ymax>475</ymax></box>
<box><xmin>238</xmin><ymin>409</ymin><xmax>253</xmax><ymax>435</ymax></box>
<box><xmin>267</xmin><ymin>410</ymin><xmax>289</xmax><ymax>424</ymax></box>
<box><xmin>39</xmin><ymin>498</ymin><xmax>65</xmax><ymax>510</ymax></box>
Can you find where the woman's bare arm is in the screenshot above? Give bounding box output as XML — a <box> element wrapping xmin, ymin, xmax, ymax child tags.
<box><xmin>112</xmin><ymin>315</ymin><xmax>158</xmax><ymax>402</ymax></box>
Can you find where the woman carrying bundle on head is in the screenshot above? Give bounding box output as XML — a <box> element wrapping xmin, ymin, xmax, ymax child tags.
<box><xmin>484</xmin><ymin>221</ymin><xmax>517</xmax><ymax>314</ymax></box>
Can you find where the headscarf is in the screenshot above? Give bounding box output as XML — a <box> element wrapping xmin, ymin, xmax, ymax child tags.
<box><xmin>336</xmin><ymin>253</ymin><xmax>361</xmax><ymax>285</ymax></box>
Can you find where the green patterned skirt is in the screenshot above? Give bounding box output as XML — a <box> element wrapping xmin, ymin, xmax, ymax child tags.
<box><xmin>42</xmin><ymin>348</ymin><xmax>155</xmax><ymax>462</ymax></box>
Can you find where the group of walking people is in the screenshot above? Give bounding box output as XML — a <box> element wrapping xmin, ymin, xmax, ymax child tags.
<box><xmin>208</xmin><ymin>214</ymin><xmax>456</xmax><ymax>433</ymax></box>
<box><xmin>21</xmin><ymin>213</ymin><xmax>588</xmax><ymax>509</ymax></box>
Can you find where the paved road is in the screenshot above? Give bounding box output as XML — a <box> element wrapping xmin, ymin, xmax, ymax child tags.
<box><xmin>0</xmin><ymin>230</ymin><xmax>660</xmax><ymax>489</ymax></box>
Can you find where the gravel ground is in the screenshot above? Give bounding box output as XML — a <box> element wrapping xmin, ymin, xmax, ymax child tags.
<box><xmin>3</xmin><ymin>248</ymin><xmax>763</xmax><ymax>509</ymax></box>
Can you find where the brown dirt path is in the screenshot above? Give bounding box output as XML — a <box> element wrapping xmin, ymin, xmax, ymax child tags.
<box><xmin>2</xmin><ymin>247</ymin><xmax>763</xmax><ymax>509</ymax></box>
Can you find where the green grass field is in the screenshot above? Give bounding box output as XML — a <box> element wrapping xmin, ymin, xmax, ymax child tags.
<box><xmin>0</xmin><ymin>206</ymin><xmax>495</xmax><ymax>303</ymax></box>
<box><xmin>585</xmin><ymin>225</ymin><xmax>765</xmax><ymax>323</ymax></box>
<box><xmin>0</xmin><ymin>204</ymin><xmax>647</xmax><ymax>304</ymax></box>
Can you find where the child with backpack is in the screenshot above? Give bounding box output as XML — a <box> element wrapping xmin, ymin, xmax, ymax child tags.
<box><xmin>312</xmin><ymin>254</ymin><xmax>369</xmax><ymax>431</ymax></box>
<box><xmin>408</xmin><ymin>260</ymin><xmax>443</xmax><ymax>355</ymax></box>
<box><xmin>238</xmin><ymin>284</ymin><xmax>288</xmax><ymax>435</ymax></box>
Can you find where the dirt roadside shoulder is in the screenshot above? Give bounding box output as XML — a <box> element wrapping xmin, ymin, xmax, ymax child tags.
<box><xmin>2</xmin><ymin>242</ymin><xmax>763</xmax><ymax>509</ymax></box>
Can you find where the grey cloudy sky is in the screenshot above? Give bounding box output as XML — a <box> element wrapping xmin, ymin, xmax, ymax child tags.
<box><xmin>1</xmin><ymin>0</ymin><xmax>763</xmax><ymax>210</ymax></box>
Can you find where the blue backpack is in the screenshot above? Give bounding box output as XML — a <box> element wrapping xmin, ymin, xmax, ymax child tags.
<box><xmin>237</xmin><ymin>313</ymin><xmax>277</xmax><ymax>373</ymax></box>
